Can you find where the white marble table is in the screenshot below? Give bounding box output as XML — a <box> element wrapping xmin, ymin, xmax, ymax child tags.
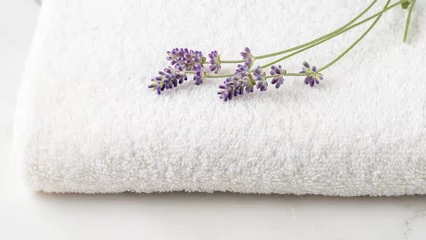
<box><xmin>1</xmin><ymin>1</ymin><xmax>425</xmax><ymax>239</ymax></box>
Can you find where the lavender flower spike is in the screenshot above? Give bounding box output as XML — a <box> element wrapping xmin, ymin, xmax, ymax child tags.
<box><xmin>193</xmin><ymin>64</ymin><xmax>206</xmax><ymax>85</ymax></box>
<box><xmin>270</xmin><ymin>65</ymin><xmax>286</xmax><ymax>89</ymax></box>
<box><xmin>208</xmin><ymin>50</ymin><xmax>221</xmax><ymax>74</ymax></box>
<box><xmin>300</xmin><ymin>61</ymin><xmax>323</xmax><ymax>87</ymax></box>
<box><xmin>232</xmin><ymin>64</ymin><xmax>256</xmax><ymax>94</ymax></box>
<box><xmin>166</xmin><ymin>48</ymin><xmax>205</xmax><ymax>71</ymax></box>
<box><xmin>240</xmin><ymin>47</ymin><xmax>254</xmax><ymax>68</ymax></box>
<box><xmin>253</xmin><ymin>66</ymin><xmax>268</xmax><ymax>91</ymax></box>
<box><xmin>148</xmin><ymin>64</ymin><xmax>188</xmax><ymax>95</ymax></box>
<box><xmin>217</xmin><ymin>64</ymin><xmax>252</xmax><ymax>102</ymax></box>
<box><xmin>217</xmin><ymin>77</ymin><xmax>236</xmax><ymax>102</ymax></box>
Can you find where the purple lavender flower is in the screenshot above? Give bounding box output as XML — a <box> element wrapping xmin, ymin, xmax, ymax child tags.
<box><xmin>166</xmin><ymin>48</ymin><xmax>205</xmax><ymax>71</ymax></box>
<box><xmin>193</xmin><ymin>64</ymin><xmax>206</xmax><ymax>85</ymax></box>
<box><xmin>233</xmin><ymin>64</ymin><xmax>255</xmax><ymax>93</ymax></box>
<box><xmin>300</xmin><ymin>61</ymin><xmax>323</xmax><ymax>87</ymax></box>
<box><xmin>217</xmin><ymin>64</ymin><xmax>251</xmax><ymax>101</ymax></box>
<box><xmin>217</xmin><ymin>77</ymin><xmax>236</xmax><ymax>102</ymax></box>
<box><xmin>240</xmin><ymin>47</ymin><xmax>252</xmax><ymax>60</ymax></box>
<box><xmin>240</xmin><ymin>47</ymin><xmax>254</xmax><ymax>68</ymax></box>
<box><xmin>234</xmin><ymin>64</ymin><xmax>249</xmax><ymax>78</ymax></box>
<box><xmin>208</xmin><ymin>50</ymin><xmax>221</xmax><ymax>74</ymax></box>
<box><xmin>253</xmin><ymin>66</ymin><xmax>268</xmax><ymax>91</ymax></box>
<box><xmin>217</xmin><ymin>65</ymin><xmax>274</xmax><ymax>101</ymax></box>
<box><xmin>242</xmin><ymin>77</ymin><xmax>256</xmax><ymax>93</ymax></box>
<box><xmin>148</xmin><ymin>64</ymin><xmax>188</xmax><ymax>95</ymax></box>
<box><xmin>270</xmin><ymin>65</ymin><xmax>286</xmax><ymax>89</ymax></box>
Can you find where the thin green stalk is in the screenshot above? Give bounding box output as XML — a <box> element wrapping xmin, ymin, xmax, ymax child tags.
<box><xmin>285</xmin><ymin>73</ymin><xmax>306</xmax><ymax>77</ymax></box>
<box><xmin>318</xmin><ymin>0</ymin><xmax>390</xmax><ymax>72</ymax></box>
<box><xmin>261</xmin><ymin>0</ymin><xmax>402</xmax><ymax>69</ymax></box>
<box><xmin>218</xmin><ymin>0</ymin><xmax>378</xmax><ymax>63</ymax></box>
<box><xmin>206</xmin><ymin>73</ymin><xmax>233</xmax><ymax>78</ymax></box>
<box><xmin>187</xmin><ymin>71</ymin><xmax>234</xmax><ymax>79</ymax></box>
<box><xmin>205</xmin><ymin>0</ymin><xmax>402</xmax><ymax>79</ymax></box>
<box><xmin>206</xmin><ymin>72</ymin><xmax>307</xmax><ymax>79</ymax></box>
<box><xmin>205</xmin><ymin>71</ymin><xmax>306</xmax><ymax>79</ymax></box>
<box><xmin>265</xmin><ymin>72</ymin><xmax>306</xmax><ymax>79</ymax></box>
<box><xmin>255</xmin><ymin>0</ymin><xmax>378</xmax><ymax>60</ymax></box>
<box><xmin>403</xmin><ymin>0</ymin><xmax>416</xmax><ymax>43</ymax></box>
<box><xmin>220</xmin><ymin>60</ymin><xmax>245</xmax><ymax>63</ymax></box>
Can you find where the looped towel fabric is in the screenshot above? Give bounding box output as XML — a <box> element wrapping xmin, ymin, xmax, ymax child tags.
<box><xmin>14</xmin><ymin>0</ymin><xmax>426</xmax><ymax>196</ymax></box>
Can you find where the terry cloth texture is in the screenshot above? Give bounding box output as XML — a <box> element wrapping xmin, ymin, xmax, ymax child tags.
<box><xmin>14</xmin><ymin>0</ymin><xmax>426</xmax><ymax>196</ymax></box>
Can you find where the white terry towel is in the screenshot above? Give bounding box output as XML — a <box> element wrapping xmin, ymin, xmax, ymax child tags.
<box><xmin>14</xmin><ymin>0</ymin><xmax>426</xmax><ymax>196</ymax></box>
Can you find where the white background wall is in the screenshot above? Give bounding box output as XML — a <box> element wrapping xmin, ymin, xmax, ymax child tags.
<box><xmin>1</xmin><ymin>1</ymin><xmax>425</xmax><ymax>239</ymax></box>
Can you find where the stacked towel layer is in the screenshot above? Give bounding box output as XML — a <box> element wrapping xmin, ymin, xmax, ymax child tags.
<box><xmin>14</xmin><ymin>0</ymin><xmax>426</xmax><ymax>195</ymax></box>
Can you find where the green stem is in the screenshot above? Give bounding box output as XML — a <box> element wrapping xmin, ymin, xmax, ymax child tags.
<box><xmin>255</xmin><ymin>0</ymin><xmax>378</xmax><ymax>60</ymax></box>
<box><xmin>220</xmin><ymin>60</ymin><xmax>245</xmax><ymax>63</ymax></box>
<box><xmin>206</xmin><ymin>72</ymin><xmax>306</xmax><ymax>79</ymax></box>
<box><xmin>261</xmin><ymin>0</ymin><xmax>402</xmax><ymax>69</ymax></box>
<box><xmin>187</xmin><ymin>70</ymin><xmax>237</xmax><ymax>78</ymax></box>
<box><xmin>318</xmin><ymin>0</ymin><xmax>390</xmax><ymax>72</ymax></box>
<box><xmin>403</xmin><ymin>0</ymin><xmax>416</xmax><ymax>43</ymax></box>
<box><xmin>265</xmin><ymin>73</ymin><xmax>306</xmax><ymax>79</ymax></box>
<box><xmin>204</xmin><ymin>0</ymin><xmax>402</xmax><ymax>79</ymax></box>
<box><xmin>206</xmin><ymin>73</ymin><xmax>233</xmax><ymax>78</ymax></box>
<box><xmin>285</xmin><ymin>73</ymin><xmax>306</xmax><ymax>77</ymax></box>
<box><xmin>218</xmin><ymin>0</ymin><xmax>378</xmax><ymax>63</ymax></box>
<box><xmin>219</xmin><ymin>1</ymin><xmax>403</xmax><ymax>66</ymax></box>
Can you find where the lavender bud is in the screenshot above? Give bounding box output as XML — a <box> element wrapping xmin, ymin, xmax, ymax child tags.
<box><xmin>148</xmin><ymin>65</ymin><xmax>188</xmax><ymax>94</ymax></box>
<box><xmin>193</xmin><ymin>64</ymin><xmax>206</xmax><ymax>85</ymax></box>
<box><xmin>269</xmin><ymin>65</ymin><xmax>286</xmax><ymax>89</ymax></box>
<box><xmin>301</xmin><ymin>62</ymin><xmax>323</xmax><ymax>87</ymax></box>
<box><xmin>208</xmin><ymin>50</ymin><xmax>222</xmax><ymax>74</ymax></box>
<box><xmin>166</xmin><ymin>48</ymin><xmax>205</xmax><ymax>71</ymax></box>
<box><xmin>240</xmin><ymin>47</ymin><xmax>254</xmax><ymax>68</ymax></box>
<box><xmin>253</xmin><ymin>66</ymin><xmax>268</xmax><ymax>91</ymax></box>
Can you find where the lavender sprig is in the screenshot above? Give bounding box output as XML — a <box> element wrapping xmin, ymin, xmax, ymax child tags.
<box><xmin>217</xmin><ymin>63</ymin><xmax>257</xmax><ymax>101</ymax></box>
<box><xmin>216</xmin><ymin>65</ymin><xmax>274</xmax><ymax>101</ymax></box>
<box><xmin>149</xmin><ymin>0</ymin><xmax>412</xmax><ymax>101</ymax></box>
<box><xmin>148</xmin><ymin>64</ymin><xmax>188</xmax><ymax>95</ymax></box>
<box><xmin>193</xmin><ymin>64</ymin><xmax>206</xmax><ymax>85</ymax></box>
<box><xmin>270</xmin><ymin>65</ymin><xmax>286</xmax><ymax>89</ymax></box>
<box><xmin>240</xmin><ymin>47</ymin><xmax>254</xmax><ymax>68</ymax></box>
<box><xmin>217</xmin><ymin>77</ymin><xmax>236</xmax><ymax>102</ymax></box>
<box><xmin>236</xmin><ymin>64</ymin><xmax>256</xmax><ymax>93</ymax></box>
<box><xmin>167</xmin><ymin>48</ymin><xmax>205</xmax><ymax>71</ymax></box>
<box><xmin>300</xmin><ymin>62</ymin><xmax>323</xmax><ymax>87</ymax></box>
<box><xmin>208</xmin><ymin>50</ymin><xmax>221</xmax><ymax>73</ymax></box>
<box><xmin>253</xmin><ymin>66</ymin><xmax>268</xmax><ymax>91</ymax></box>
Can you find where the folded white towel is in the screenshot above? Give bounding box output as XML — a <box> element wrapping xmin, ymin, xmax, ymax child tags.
<box><xmin>14</xmin><ymin>0</ymin><xmax>426</xmax><ymax>196</ymax></box>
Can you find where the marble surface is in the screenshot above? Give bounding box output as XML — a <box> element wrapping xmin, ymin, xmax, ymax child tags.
<box><xmin>1</xmin><ymin>1</ymin><xmax>425</xmax><ymax>239</ymax></box>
